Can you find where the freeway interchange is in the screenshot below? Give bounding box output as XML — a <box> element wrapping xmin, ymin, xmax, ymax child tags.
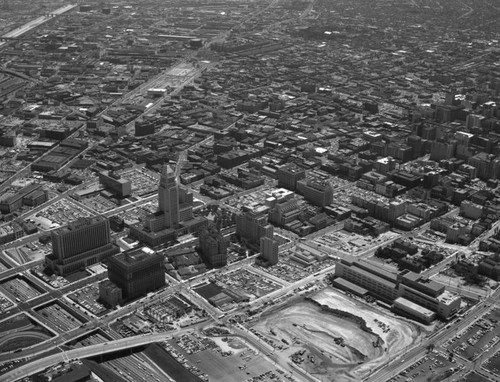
<box><xmin>1</xmin><ymin>2</ymin><xmax>500</xmax><ymax>382</ymax></box>
<box><xmin>0</xmin><ymin>225</ymin><xmax>496</xmax><ymax>382</ymax></box>
<box><xmin>0</xmin><ymin>191</ymin><xmax>497</xmax><ymax>382</ymax></box>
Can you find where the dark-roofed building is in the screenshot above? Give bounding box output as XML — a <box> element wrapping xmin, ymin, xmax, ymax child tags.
<box><xmin>0</xmin><ymin>183</ymin><xmax>45</xmax><ymax>213</ymax></box>
<box><xmin>108</xmin><ymin>247</ymin><xmax>165</xmax><ymax>301</ymax></box>
<box><xmin>277</xmin><ymin>163</ymin><xmax>306</xmax><ymax>191</ymax></box>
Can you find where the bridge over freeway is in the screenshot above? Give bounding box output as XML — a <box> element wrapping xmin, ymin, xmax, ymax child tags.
<box><xmin>2</xmin><ymin>328</ymin><xmax>199</xmax><ymax>382</ymax></box>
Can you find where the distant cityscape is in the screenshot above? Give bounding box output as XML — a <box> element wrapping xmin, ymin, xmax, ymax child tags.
<box><xmin>0</xmin><ymin>0</ymin><xmax>499</xmax><ymax>382</ymax></box>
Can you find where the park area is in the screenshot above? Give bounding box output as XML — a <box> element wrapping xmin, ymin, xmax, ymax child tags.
<box><xmin>252</xmin><ymin>287</ymin><xmax>427</xmax><ymax>381</ymax></box>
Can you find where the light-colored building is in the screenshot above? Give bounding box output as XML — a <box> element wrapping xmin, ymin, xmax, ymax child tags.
<box><xmin>334</xmin><ymin>259</ymin><xmax>460</xmax><ymax>321</ymax></box>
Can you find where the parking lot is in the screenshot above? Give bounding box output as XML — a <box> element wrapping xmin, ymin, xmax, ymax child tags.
<box><xmin>34</xmin><ymin>301</ymin><xmax>84</xmax><ymax>333</ymax></box>
<box><xmin>0</xmin><ymin>275</ymin><xmax>45</xmax><ymax>302</ymax></box>
<box><xmin>115</xmin><ymin>200</ymin><xmax>158</xmax><ymax>226</ymax></box>
<box><xmin>67</xmin><ymin>284</ymin><xmax>107</xmax><ymax>317</ymax></box>
<box><xmin>483</xmin><ymin>349</ymin><xmax>500</xmax><ymax>376</ymax></box>
<box><xmin>459</xmin><ymin>372</ymin><xmax>491</xmax><ymax>382</ymax></box>
<box><xmin>217</xmin><ymin>268</ymin><xmax>282</xmax><ymax>299</ymax></box>
<box><xmin>254</xmin><ymin>247</ymin><xmax>333</xmax><ymax>283</ymax></box>
<box><xmin>175</xmin><ymin>333</ymin><xmax>218</xmax><ymax>354</ymax></box>
<box><xmin>78</xmin><ymin>194</ymin><xmax>118</xmax><ymax>214</ymax></box>
<box><xmin>255</xmin><ymin>260</ymin><xmax>310</xmax><ymax>283</ymax></box>
<box><xmin>448</xmin><ymin>309</ymin><xmax>500</xmax><ymax>360</ymax></box>
<box><xmin>388</xmin><ymin>352</ymin><xmax>459</xmax><ymax>382</ymax></box>
<box><xmin>0</xmin><ymin>291</ymin><xmax>13</xmax><ymax>312</ymax></box>
<box><xmin>122</xmin><ymin>168</ymin><xmax>159</xmax><ymax>197</ymax></box>
<box><xmin>29</xmin><ymin>198</ymin><xmax>92</xmax><ymax>230</ymax></box>
<box><xmin>167</xmin><ymin>331</ymin><xmax>288</xmax><ymax>382</ymax></box>
<box><xmin>311</xmin><ymin>229</ymin><xmax>399</xmax><ymax>255</ymax></box>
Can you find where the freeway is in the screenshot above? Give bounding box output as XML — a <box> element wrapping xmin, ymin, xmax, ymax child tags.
<box><xmin>0</xmin><ymin>4</ymin><xmax>77</xmax><ymax>49</ymax></box>
<box><xmin>1</xmin><ymin>328</ymin><xmax>199</xmax><ymax>382</ymax></box>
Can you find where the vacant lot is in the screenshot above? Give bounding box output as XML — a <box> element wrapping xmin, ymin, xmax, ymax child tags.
<box><xmin>253</xmin><ymin>287</ymin><xmax>426</xmax><ymax>381</ymax></box>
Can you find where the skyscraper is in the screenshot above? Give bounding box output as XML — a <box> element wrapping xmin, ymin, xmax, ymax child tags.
<box><xmin>158</xmin><ymin>165</ymin><xmax>179</xmax><ymax>228</ymax></box>
<box><xmin>45</xmin><ymin>216</ymin><xmax>119</xmax><ymax>276</ymax></box>
<box><xmin>260</xmin><ymin>236</ymin><xmax>279</xmax><ymax>266</ymax></box>
<box><xmin>129</xmin><ymin>164</ymin><xmax>205</xmax><ymax>247</ymax></box>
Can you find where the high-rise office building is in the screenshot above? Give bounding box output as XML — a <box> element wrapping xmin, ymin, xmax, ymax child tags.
<box><xmin>107</xmin><ymin>247</ymin><xmax>165</xmax><ymax>301</ymax></box>
<box><xmin>277</xmin><ymin>164</ymin><xmax>306</xmax><ymax>191</ymax></box>
<box><xmin>45</xmin><ymin>216</ymin><xmax>119</xmax><ymax>276</ymax></box>
<box><xmin>296</xmin><ymin>179</ymin><xmax>334</xmax><ymax>207</ymax></box>
<box><xmin>129</xmin><ymin>164</ymin><xmax>205</xmax><ymax>247</ymax></box>
<box><xmin>236</xmin><ymin>210</ymin><xmax>273</xmax><ymax>247</ymax></box>
<box><xmin>158</xmin><ymin>165</ymin><xmax>180</xmax><ymax>228</ymax></box>
<box><xmin>259</xmin><ymin>236</ymin><xmax>279</xmax><ymax>266</ymax></box>
<box><xmin>268</xmin><ymin>198</ymin><xmax>301</xmax><ymax>226</ymax></box>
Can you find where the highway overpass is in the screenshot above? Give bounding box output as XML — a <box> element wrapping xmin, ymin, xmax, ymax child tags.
<box><xmin>2</xmin><ymin>330</ymin><xmax>194</xmax><ymax>382</ymax></box>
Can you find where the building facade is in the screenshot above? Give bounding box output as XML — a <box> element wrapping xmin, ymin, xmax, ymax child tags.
<box><xmin>199</xmin><ymin>224</ymin><xmax>228</xmax><ymax>268</ymax></box>
<box><xmin>277</xmin><ymin>164</ymin><xmax>306</xmax><ymax>191</ymax></box>
<box><xmin>334</xmin><ymin>259</ymin><xmax>460</xmax><ymax>321</ymax></box>
<box><xmin>236</xmin><ymin>210</ymin><xmax>273</xmax><ymax>247</ymax></box>
<box><xmin>107</xmin><ymin>247</ymin><xmax>165</xmax><ymax>301</ymax></box>
<box><xmin>260</xmin><ymin>236</ymin><xmax>279</xmax><ymax>266</ymax></box>
<box><xmin>99</xmin><ymin>171</ymin><xmax>132</xmax><ymax>198</ymax></box>
<box><xmin>45</xmin><ymin>216</ymin><xmax>119</xmax><ymax>276</ymax></box>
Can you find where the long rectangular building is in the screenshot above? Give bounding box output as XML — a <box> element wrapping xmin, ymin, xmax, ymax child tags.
<box><xmin>334</xmin><ymin>259</ymin><xmax>460</xmax><ymax>321</ymax></box>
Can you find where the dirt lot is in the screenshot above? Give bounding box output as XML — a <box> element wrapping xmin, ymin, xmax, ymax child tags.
<box><xmin>252</xmin><ymin>288</ymin><xmax>427</xmax><ymax>381</ymax></box>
